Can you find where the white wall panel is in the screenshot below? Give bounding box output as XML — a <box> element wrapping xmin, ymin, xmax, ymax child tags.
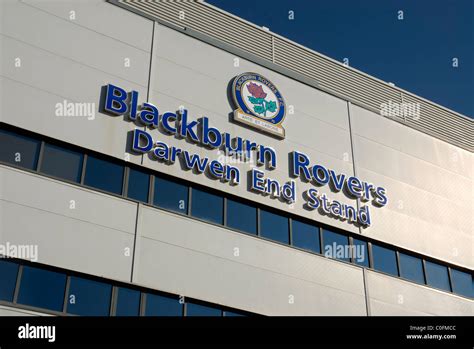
<box><xmin>0</xmin><ymin>166</ymin><xmax>136</xmax><ymax>282</ymax></box>
<box><xmin>132</xmin><ymin>206</ymin><xmax>367</xmax><ymax>315</ymax></box>
<box><xmin>0</xmin><ymin>0</ymin><xmax>152</xmax><ymax>164</ymax></box>
<box><xmin>352</xmin><ymin>105</ymin><xmax>473</xmax><ymax>269</ymax></box>
<box><xmin>0</xmin><ymin>305</ymin><xmax>51</xmax><ymax>316</ymax></box>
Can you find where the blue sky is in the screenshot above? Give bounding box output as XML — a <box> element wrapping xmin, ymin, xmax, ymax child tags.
<box><xmin>208</xmin><ymin>0</ymin><xmax>473</xmax><ymax>118</ymax></box>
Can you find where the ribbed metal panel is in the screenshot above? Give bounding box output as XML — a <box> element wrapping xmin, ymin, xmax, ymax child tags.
<box><xmin>124</xmin><ymin>0</ymin><xmax>273</xmax><ymax>61</ymax></box>
<box><xmin>274</xmin><ymin>37</ymin><xmax>404</xmax><ymax>117</ymax></box>
<box><xmin>113</xmin><ymin>0</ymin><xmax>473</xmax><ymax>152</ymax></box>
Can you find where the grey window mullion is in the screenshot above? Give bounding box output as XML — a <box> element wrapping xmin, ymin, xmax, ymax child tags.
<box><xmin>348</xmin><ymin>236</ymin><xmax>354</xmax><ymax>263</ymax></box>
<box><xmin>36</xmin><ymin>141</ymin><xmax>46</xmax><ymax>172</ymax></box>
<box><xmin>319</xmin><ymin>227</ymin><xmax>324</xmax><ymax>256</ymax></box>
<box><xmin>139</xmin><ymin>292</ymin><xmax>146</xmax><ymax>316</ymax></box>
<box><xmin>110</xmin><ymin>286</ymin><xmax>118</xmax><ymax>316</ymax></box>
<box><xmin>421</xmin><ymin>259</ymin><xmax>428</xmax><ymax>285</ymax></box>
<box><xmin>148</xmin><ymin>174</ymin><xmax>155</xmax><ymax>205</ymax></box>
<box><xmin>12</xmin><ymin>264</ymin><xmax>23</xmax><ymax>304</ymax></box>
<box><xmin>187</xmin><ymin>186</ymin><xmax>192</xmax><ymax>216</ymax></box>
<box><xmin>223</xmin><ymin>197</ymin><xmax>227</xmax><ymax>226</ymax></box>
<box><xmin>368</xmin><ymin>242</ymin><xmax>374</xmax><ymax>269</ymax></box>
<box><xmin>62</xmin><ymin>276</ymin><xmax>71</xmax><ymax>314</ymax></box>
<box><xmin>122</xmin><ymin>166</ymin><xmax>130</xmax><ymax>197</ymax></box>
<box><xmin>395</xmin><ymin>251</ymin><xmax>401</xmax><ymax>277</ymax></box>
<box><xmin>288</xmin><ymin>218</ymin><xmax>293</xmax><ymax>246</ymax></box>
<box><xmin>447</xmin><ymin>267</ymin><xmax>454</xmax><ymax>293</ymax></box>
<box><xmin>80</xmin><ymin>154</ymin><xmax>88</xmax><ymax>185</ymax></box>
<box><xmin>256</xmin><ymin>208</ymin><xmax>261</xmax><ymax>236</ymax></box>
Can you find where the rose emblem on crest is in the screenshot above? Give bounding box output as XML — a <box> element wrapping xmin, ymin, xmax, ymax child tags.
<box><xmin>246</xmin><ymin>82</ymin><xmax>277</xmax><ymax>117</ymax></box>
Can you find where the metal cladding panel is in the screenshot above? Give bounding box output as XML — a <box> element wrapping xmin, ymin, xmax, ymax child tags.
<box><xmin>132</xmin><ymin>206</ymin><xmax>367</xmax><ymax>316</ymax></box>
<box><xmin>0</xmin><ymin>0</ymin><xmax>152</xmax><ymax>164</ymax></box>
<box><xmin>21</xmin><ymin>0</ymin><xmax>154</xmax><ymax>52</ymax></box>
<box><xmin>0</xmin><ymin>305</ymin><xmax>50</xmax><ymax>317</ymax></box>
<box><xmin>366</xmin><ymin>271</ymin><xmax>474</xmax><ymax>316</ymax></box>
<box><xmin>113</xmin><ymin>0</ymin><xmax>473</xmax><ymax>152</ymax></box>
<box><xmin>351</xmin><ymin>105</ymin><xmax>473</xmax><ymax>269</ymax></box>
<box><xmin>0</xmin><ymin>166</ymin><xmax>136</xmax><ymax>282</ymax></box>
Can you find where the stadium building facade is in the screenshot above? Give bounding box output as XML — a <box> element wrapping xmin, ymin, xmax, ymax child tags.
<box><xmin>0</xmin><ymin>0</ymin><xmax>472</xmax><ymax>316</ymax></box>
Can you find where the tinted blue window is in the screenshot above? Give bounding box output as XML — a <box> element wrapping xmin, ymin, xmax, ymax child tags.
<box><xmin>0</xmin><ymin>129</ymin><xmax>40</xmax><ymax>170</ymax></box>
<box><xmin>352</xmin><ymin>238</ymin><xmax>369</xmax><ymax>267</ymax></box>
<box><xmin>226</xmin><ymin>198</ymin><xmax>256</xmax><ymax>235</ymax></box>
<box><xmin>425</xmin><ymin>262</ymin><xmax>451</xmax><ymax>292</ymax></box>
<box><xmin>153</xmin><ymin>176</ymin><xmax>188</xmax><ymax>214</ymax></box>
<box><xmin>67</xmin><ymin>277</ymin><xmax>112</xmax><ymax>316</ymax></box>
<box><xmin>40</xmin><ymin>143</ymin><xmax>83</xmax><ymax>182</ymax></box>
<box><xmin>0</xmin><ymin>260</ymin><xmax>19</xmax><ymax>302</ymax></box>
<box><xmin>322</xmin><ymin>229</ymin><xmax>350</xmax><ymax>262</ymax></box>
<box><xmin>145</xmin><ymin>293</ymin><xmax>182</xmax><ymax>316</ymax></box>
<box><xmin>260</xmin><ymin>210</ymin><xmax>289</xmax><ymax>244</ymax></box>
<box><xmin>292</xmin><ymin>220</ymin><xmax>320</xmax><ymax>253</ymax></box>
<box><xmin>84</xmin><ymin>155</ymin><xmax>124</xmax><ymax>195</ymax></box>
<box><xmin>186</xmin><ymin>302</ymin><xmax>221</xmax><ymax>317</ymax></box>
<box><xmin>191</xmin><ymin>188</ymin><xmax>223</xmax><ymax>224</ymax></box>
<box><xmin>116</xmin><ymin>287</ymin><xmax>140</xmax><ymax>316</ymax></box>
<box><xmin>127</xmin><ymin>168</ymin><xmax>149</xmax><ymax>203</ymax></box>
<box><xmin>18</xmin><ymin>266</ymin><xmax>66</xmax><ymax>312</ymax></box>
<box><xmin>399</xmin><ymin>253</ymin><xmax>425</xmax><ymax>284</ymax></box>
<box><xmin>372</xmin><ymin>245</ymin><xmax>398</xmax><ymax>276</ymax></box>
<box><xmin>223</xmin><ymin>310</ymin><xmax>245</xmax><ymax>317</ymax></box>
<box><xmin>451</xmin><ymin>269</ymin><xmax>473</xmax><ymax>298</ymax></box>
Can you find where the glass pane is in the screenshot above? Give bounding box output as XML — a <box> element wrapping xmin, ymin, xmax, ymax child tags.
<box><xmin>67</xmin><ymin>277</ymin><xmax>112</xmax><ymax>316</ymax></box>
<box><xmin>145</xmin><ymin>293</ymin><xmax>182</xmax><ymax>316</ymax></box>
<box><xmin>127</xmin><ymin>168</ymin><xmax>149</xmax><ymax>203</ymax></box>
<box><xmin>41</xmin><ymin>143</ymin><xmax>83</xmax><ymax>182</ymax></box>
<box><xmin>191</xmin><ymin>188</ymin><xmax>223</xmax><ymax>224</ymax></box>
<box><xmin>352</xmin><ymin>238</ymin><xmax>369</xmax><ymax>267</ymax></box>
<box><xmin>223</xmin><ymin>310</ymin><xmax>245</xmax><ymax>317</ymax></box>
<box><xmin>226</xmin><ymin>198</ymin><xmax>257</xmax><ymax>235</ymax></box>
<box><xmin>116</xmin><ymin>287</ymin><xmax>141</xmax><ymax>316</ymax></box>
<box><xmin>399</xmin><ymin>253</ymin><xmax>425</xmax><ymax>284</ymax></box>
<box><xmin>292</xmin><ymin>220</ymin><xmax>320</xmax><ymax>253</ymax></box>
<box><xmin>0</xmin><ymin>129</ymin><xmax>40</xmax><ymax>170</ymax></box>
<box><xmin>425</xmin><ymin>261</ymin><xmax>451</xmax><ymax>292</ymax></box>
<box><xmin>18</xmin><ymin>266</ymin><xmax>66</xmax><ymax>312</ymax></box>
<box><xmin>322</xmin><ymin>229</ymin><xmax>350</xmax><ymax>262</ymax></box>
<box><xmin>451</xmin><ymin>269</ymin><xmax>473</xmax><ymax>298</ymax></box>
<box><xmin>186</xmin><ymin>302</ymin><xmax>222</xmax><ymax>317</ymax></box>
<box><xmin>84</xmin><ymin>155</ymin><xmax>124</xmax><ymax>195</ymax></box>
<box><xmin>0</xmin><ymin>259</ymin><xmax>19</xmax><ymax>302</ymax></box>
<box><xmin>372</xmin><ymin>245</ymin><xmax>398</xmax><ymax>276</ymax></box>
<box><xmin>260</xmin><ymin>210</ymin><xmax>289</xmax><ymax>244</ymax></box>
<box><xmin>153</xmin><ymin>176</ymin><xmax>188</xmax><ymax>214</ymax></box>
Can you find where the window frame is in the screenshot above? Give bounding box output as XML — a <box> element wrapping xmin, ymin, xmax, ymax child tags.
<box><xmin>398</xmin><ymin>251</ymin><xmax>426</xmax><ymax>285</ymax></box>
<box><xmin>225</xmin><ymin>196</ymin><xmax>258</xmax><ymax>236</ymax></box>
<box><xmin>424</xmin><ymin>259</ymin><xmax>453</xmax><ymax>293</ymax></box>
<box><xmin>0</xmin><ymin>127</ymin><xmax>42</xmax><ymax>171</ymax></box>
<box><xmin>370</xmin><ymin>243</ymin><xmax>400</xmax><ymax>277</ymax></box>
<box><xmin>152</xmin><ymin>173</ymin><xmax>190</xmax><ymax>215</ymax></box>
<box><xmin>189</xmin><ymin>186</ymin><xmax>224</xmax><ymax>225</ymax></box>
<box><xmin>124</xmin><ymin>165</ymin><xmax>151</xmax><ymax>204</ymax></box>
<box><xmin>38</xmin><ymin>141</ymin><xmax>85</xmax><ymax>184</ymax></box>
<box><xmin>83</xmin><ymin>152</ymin><xmax>125</xmax><ymax>196</ymax></box>
<box><xmin>258</xmin><ymin>207</ymin><xmax>290</xmax><ymax>245</ymax></box>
